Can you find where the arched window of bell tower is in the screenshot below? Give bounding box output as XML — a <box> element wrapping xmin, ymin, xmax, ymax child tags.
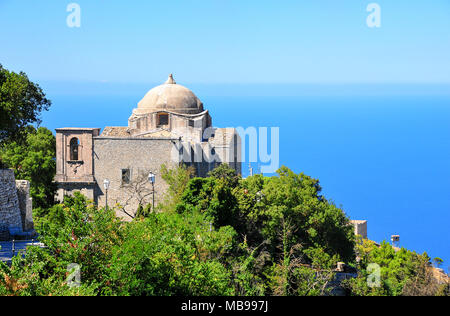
<box><xmin>70</xmin><ymin>137</ymin><xmax>80</xmax><ymax>161</ymax></box>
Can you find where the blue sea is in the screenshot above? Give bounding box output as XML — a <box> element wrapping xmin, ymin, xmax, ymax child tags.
<box><xmin>40</xmin><ymin>82</ymin><xmax>450</xmax><ymax>271</ymax></box>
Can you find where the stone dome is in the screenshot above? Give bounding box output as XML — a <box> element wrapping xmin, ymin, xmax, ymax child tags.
<box><xmin>136</xmin><ymin>74</ymin><xmax>204</xmax><ymax>115</ymax></box>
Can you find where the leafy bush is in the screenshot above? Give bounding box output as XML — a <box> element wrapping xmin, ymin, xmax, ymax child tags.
<box><xmin>109</xmin><ymin>211</ymin><xmax>236</xmax><ymax>296</ymax></box>
<box><xmin>0</xmin><ymin>193</ymin><xmax>122</xmax><ymax>295</ymax></box>
<box><xmin>343</xmin><ymin>239</ymin><xmax>447</xmax><ymax>296</ymax></box>
<box><xmin>176</xmin><ymin>165</ymin><xmax>355</xmax><ymax>295</ymax></box>
<box><xmin>0</xmin><ymin>126</ymin><xmax>56</xmax><ymax>209</ymax></box>
<box><xmin>1</xmin><ymin>165</ymin><xmax>445</xmax><ymax>296</ymax></box>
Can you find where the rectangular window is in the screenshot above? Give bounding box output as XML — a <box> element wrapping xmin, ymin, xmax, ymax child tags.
<box><xmin>122</xmin><ymin>169</ymin><xmax>130</xmax><ymax>184</ymax></box>
<box><xmin>158</xmin><ymin>113</ymin><xmax>169</xmax><ymax>126</ymax></box>
<box><xmin>188</xmin><ymin>120</ymin><xmax>195</xmax><ymax>127</ymax></box>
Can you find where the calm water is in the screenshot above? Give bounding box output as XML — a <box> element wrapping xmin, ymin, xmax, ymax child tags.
<box><xmin>41</xmin><ymin>91</ymin><xmax>450</xmax><ymax>271</ymax></box>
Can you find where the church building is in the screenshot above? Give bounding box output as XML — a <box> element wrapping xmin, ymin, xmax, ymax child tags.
<box><xmin>54</xmin><ymin>75</ymin><xmax>241</xmax><ymax>218</ymax></box>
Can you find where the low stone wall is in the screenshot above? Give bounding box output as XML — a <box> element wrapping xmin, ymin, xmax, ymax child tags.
<box><xmin>0</xmin><ymin>170</ymin><xmax>23</xmax><ymax>231</ymax></box>
<box><xmin>15</xmin><ymin>180</ymin><xmax>34</xmax><ymax>231</ymax></box>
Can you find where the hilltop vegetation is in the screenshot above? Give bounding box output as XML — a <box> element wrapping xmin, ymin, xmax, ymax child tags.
<box><xmin>1</xmin><ymin>164</ymin><xmax>447</xmax><ymax>296</ymax></box>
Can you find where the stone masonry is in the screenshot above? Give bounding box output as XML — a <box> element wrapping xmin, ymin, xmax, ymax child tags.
<box><xmin>92</xmin><ymin>137</ymin><xmax>178</xmax><ymax>217</ymax></box>
<box><xmin>0</xmin><ymin>169</ymin><xmax>23</xmax><ymax>231</ymax></box>
<box><xmin>350</xmin><ymin>220</ymin><xmax>368</xmax><ymax>239</ymax></box>
<box><xmin>15</xmin><ymin>180</ymin><xmax>34</xmax><ymax>231</ymax></box>
<box><xmin>0</xmin><ymin>169</ymin><xmax>34</xmax><ymax>238</ymax></box>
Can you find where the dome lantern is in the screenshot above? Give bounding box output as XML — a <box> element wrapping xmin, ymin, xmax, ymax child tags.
<box><xmin>164</xmin><ymin>74</ymin><xmax>176</xmax><ymax>85</ymax></box>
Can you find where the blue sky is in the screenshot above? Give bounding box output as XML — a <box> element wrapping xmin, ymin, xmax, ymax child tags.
<box><xmin>1</xmin><ymin>0</ymin><xmax>449</xmax><ymax>85</ymax></box>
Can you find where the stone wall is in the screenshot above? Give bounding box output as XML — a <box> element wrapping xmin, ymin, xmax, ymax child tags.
<box><xmin>56</xmin><ymin>182</ymin><xmax>95</xmax><ymax>203</ymax></box>
<box><xmin>15</xmin><ymin>180</ymin><xmax>34</xmax><ymax>231</ymax></box>
<box><xmin>91</xmin><ymin>131</ymin><xmax>242</xmax><ymax>216</ymax></box>
<box><xmin>93</xmin><ymin>137</ymin><xmax>180</xmax><ymax>220</ymax></box>
<box><xmin>351</xmin><ymin>220</ymin><xmax>368</xmax><ymax>239</ymax></box>
<box><xmin>0</xmin><ymin>169</ymin><xmax>23</xmax><ymax>231</ymax></box>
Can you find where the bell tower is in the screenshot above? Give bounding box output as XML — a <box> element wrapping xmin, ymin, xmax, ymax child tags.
<box><xmin>54</xmin><ymin>128</ymin><xmax>100</xmax><ymax>202</ymax></box>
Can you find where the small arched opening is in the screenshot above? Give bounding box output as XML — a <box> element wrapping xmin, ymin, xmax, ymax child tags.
<box><xmin>70</xmin><ymin>137</ymin><xmax>80</xmax><ymax>161</ymax></box>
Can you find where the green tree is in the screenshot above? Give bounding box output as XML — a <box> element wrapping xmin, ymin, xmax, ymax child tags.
<box><xmin>0</xmin><ymin>126</ymin><xmax>56</xmax><ymax>209</ymax></box>
<box><xmin>177</xmin><ymin>165</ymin><xmax>355</xmax><ymax>295</ymax></box>
<box><xmin>0</xmin><ymin>193</ymin><xmax>123</xmax><ymax>296</ymax></box>
<box><xmin>184</xmin><ymin>166</ymin><xmax>355</xmax><ymax>265</ymax></box>
<box><xmin>176</xmin><ymin>176</ymin><xmax>239</xmax><ymax>229</ymax></box>
<box><xmin>109</xmin><ymin>211</ymin><xmax>236</xmax><ymax>295</ymax></box>
<box><xmin>344</xmin><ymin>239</ymin><xmax>445</xmax><ymax>296</ymax></box>
<box><xmin>0</xmin><ymin>64</ymin><xmax>51</xmax><ymax>146</ymax></box>
<box><xmin>208</xmin><ymin>163</ymin><xmax>240</xmax><ymax>188</ymax></box>
<box><xmin>160</xmin><ymin>163</ymin><xmax>194</xmax><ymax>211</ymax></box>
<box><xmin>251</xmin><ymin>166</ymin><xmax>355</xmax><ymax>265</ymax></box>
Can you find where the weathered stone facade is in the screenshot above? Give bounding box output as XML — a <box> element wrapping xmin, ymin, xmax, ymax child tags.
<box><xmin>55</xmin><ymin>75</ymin><xmax>242</xmax><ymax>219</ymax></box>
<box><xmin>0</xmin><ymin>170</ymin><xmax>22</xmax><ymax>230</ymax></box>
<box><xmin>0</xmin><ymin>169</ymin><xmax>34</xmax><ymax>234</ymax></box>
<box><xmin>54</xmin><ymin>128</ymin><xmax>100</xmax><ymax>203</ymax></box>
<box><xmin>93</xmin><ymin>137</ymin><xmax>178</xmax><ymax>218</ymax></box>
<box><xmin>16</xmin><ymin>180</ymin><xmax>34</xmax><ymax>231</ymax></box>
<box><xmin>350</xmin><ymin>220</ymin><xmax>368</xmax><ymax>239</ymax></box>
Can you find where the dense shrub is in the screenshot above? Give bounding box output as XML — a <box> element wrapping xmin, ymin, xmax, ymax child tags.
<box><xmin>1</xmin><ymin>165</ymin><xmax>445</xmax><ymax>296</ymax></box>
